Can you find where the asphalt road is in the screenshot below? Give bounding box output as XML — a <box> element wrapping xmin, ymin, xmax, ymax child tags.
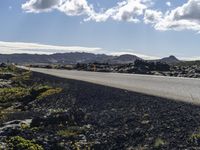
<box><xmin>20</xmin><ymin>67</ymin><xmax>200</xmax><ymax>105</ymax></box>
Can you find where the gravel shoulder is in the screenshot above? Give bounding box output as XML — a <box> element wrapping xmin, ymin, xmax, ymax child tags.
<box><xmin>1</xmin><ymin>71</ymin><xmax>200</xmax><ymax>149</ymax></box>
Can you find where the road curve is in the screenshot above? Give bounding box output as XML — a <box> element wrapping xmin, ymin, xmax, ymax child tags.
<box><xmin>20</xmin><ymin>67</ymin><xmax>200</xmax><ymax>105</ymax></box>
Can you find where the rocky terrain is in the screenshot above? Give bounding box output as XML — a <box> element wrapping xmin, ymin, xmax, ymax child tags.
<box><xmin>29</xmin><ymin>59</ymin><xmax>200</xmax><ymax>78</ymax></box>
<box><xmin>73</xmin><ymin>59</ymin><xmax>200</xmax><ymax>78</ymax></box>
<box><xmin>1</xmin><ymin>65</ymin><xmax>200</xmax><ymax>149</ymax></box>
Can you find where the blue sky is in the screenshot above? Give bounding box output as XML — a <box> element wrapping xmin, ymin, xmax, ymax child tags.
<box><xmin>0</xmin><ymin>0</ymin><xmax>200</xmax><ymax>60</ymax></box>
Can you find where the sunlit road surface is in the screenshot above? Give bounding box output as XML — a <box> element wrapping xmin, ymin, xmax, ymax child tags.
<box><xmin>20</xmin><ymin>66</ymin><xmax>200</xmax><ymax>105</ymax></box>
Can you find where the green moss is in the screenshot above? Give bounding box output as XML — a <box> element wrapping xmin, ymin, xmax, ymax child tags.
<box><xmin>32</xmin><ymin>85</ymin><xmax>52</xmax><ymax>95</ymax></box>
<box><xmin>189</xmin><ymin>133</ymin><xmax>200</xmax><ymax>144</ymax></box>
<box><xmin>57</xmin><ymin>126</ymin><xmax>87</xmax><ymax>138</ymax></box>
<box><xmin>154</xmin><ymin>138</ymin><xmax>165</xmax><ymax>148</ymax></box>
<box><xmin>0</xmin><ymin>65</ymin><xmax>16</xmax><ymax>73</ymax></box>
<box><xmin>7</xmin><ymin>136</ymin><xmax>43</xmax><ymax>150</ymax></box>
<box><xmin>57</xmin><ymin>129</ymin><xmax>79</xmax><ymax>137</ymax></box>
<box><xmin>0</xmin><ymin>87</ymin><xmax>30</xmax><ymax>103</ymax></box>
<box><xmin>20</xmin><ymin>122</ymin><xmax>29</xmax><ymax>129</ymax></box>
<box><xmin>36</xmin><ymin>87</ymin><xmax>62</xmax><ymax>100</ymax></box>
<box><xmin>11</xmin><ymin>71</ymin><xmax>32</xmax><ymax>87</ymax></box>
<box><xmin>30</xmin><ymin>127</ymin><xmax>41</xmax><ymax>132</ymax></box>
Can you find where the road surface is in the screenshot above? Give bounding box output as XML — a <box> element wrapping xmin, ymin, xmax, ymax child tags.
<box><xmin>20</xmin><ymin>67</ymin><xmax>200</xmax><ymax>105</ymax></box>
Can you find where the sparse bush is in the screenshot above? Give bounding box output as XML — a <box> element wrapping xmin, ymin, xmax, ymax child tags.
<box><xmin>36</xmin><ymin>87</ymin><xmax>62</xmax><ymax>100</ymax></box>
<box><xmin>57</xmin><ymin>129</ymin><xmax>79</xmax><ymax>137</ymax></box>
<box><xmin>57</xmin><ymin>126</ymin><xmax>85</xmax><ymax>137</ymax></box>
<box><xmin>189</xmin><ymin>133</ymin><xmax>200</xmax><ymax>145</ymax></box>
<box><xmin>11</xmin><ymin>71</ymin><xmax>32</xmax><ymax>87</ymax></box>
<box><xmin>0</xmin><ymin>87</ymin><xmax>30</xmax><ymax>103</ymax></box>
<box><xmin>7</xmin><ymin>136</ymin><xmax>43</xmax><ymax>150</ymax></box>
<box><xmin>154</xmin><ymin>138</ymin><xmax>165</xmax><ymax>148</ymax></box>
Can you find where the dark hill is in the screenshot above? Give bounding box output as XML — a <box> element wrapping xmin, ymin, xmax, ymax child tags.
<box><xmin>108</xmin><ymin>54</ymin><xmax>142</xmax><ymax>64</ymax></box>
<box><xmin>0</xmin><ymin>52</ymin><xmax>141</xmax><ymax>65</ymax></box>
<box><xmin>160</xmin><ymin>55</ymin><xmax>180</xmax><ymax>64</ymax></box>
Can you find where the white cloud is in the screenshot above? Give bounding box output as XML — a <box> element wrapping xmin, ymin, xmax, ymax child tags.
<box><xmin>58</xmin><ymin>0</ymin><xmax>94</xmax><ymax>16</ymax></box>
<box><xmin>154</xmin><ymin>0</ymin><xmax>200</xmax><ymax>32</ymax></box>
<box><xmin>21</xmin><ymin>0</ymin><xmax>200</xmax><ymax>32</ymax></box>
<box><xmin>84</xmin><ymin>9</ymin><xmax>115</xmax><ymax>22</ymax></box>
<box><xmin>180</xmin><ymin>56</ymin><xmax>200</xmax><ymax>61</ymax></box>
<box><xmin>22</xmin><ymin>0</ymin><xmax>152</xmax><ymax>23</ymax></box>
<box><xmin>144</xmin><ymin>9</ymin><xmax>163</xmax><ymax>24</ymax></box>
<box><xmin>109</xmin><ymin>51</ymin><xmax>160</xmax><ymax>60</ymax></box>
<box><xmin>1</xmin><ymin>41</ymin><xmax>199</xmax><ymax>60</ymax></box>
<box><xmin>0</xmin><ymin>41</ymin><xmax>159</xmax><ymax>60</ymax></box>
<box><xmin>166</xmin><ymin>1</ymin><xmax>171</xmax><ymax>7</ymax></box>
<box><xmin>22</xmin><ymin>0</ymin><xmax>93</xmax><ymax>16</ymax></box>
<box><xmin>0</xmin><ymin>41</ymin><xmax>101</xmax><ymax>54</ymax></box>
<box><xmin>22</xmin><ymin>0</ymin><xmax>62</xmax><ymax>13</ymax></box>
<box><xmin>87</xmin><ymin>0</ymin><xmax>150</xmax><ymax>23</ymax></box>
<box><xmin>111</xmin><ymin>0</ymin><xmax>147</xmax><ymax>22</ymax></box>
<box><xmin>22</xmin><ymin>0</ymin><xmax>96</xmax><ymax>18</ymax></box>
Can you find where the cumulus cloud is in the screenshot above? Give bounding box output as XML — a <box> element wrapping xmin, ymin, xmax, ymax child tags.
<box><xmin>144</xmin><ymin>9</ymin><xmax>163</xmax><ymax>24</ymax></box>
<box><xmin>154</xmin><ymin>0</ymin><xmax>200</xmax><ymax>32</ymax></box>
<box><xmin>58</xmin><ymin>0</ymin><xmax>94</xmax><ymax>16</ymax></box>
<box><xmin>0</xmin><ymin>41</ymin><xmax>101</xmax><ymax>54</ymax></box>
<box><xmin>111</xmin><ymin>0</ymin><xmax>147</xmax><ymax>22</ymax></box>
<box><xmin>22</xmin><ymin>0</ymin><xmax>94</xmax><ymax>16</ymax></box>
<box><xmin>87</xmin><ymin>0</ymin><xmax>150</xmax><ymax>22</ymax></box>
<box><xmin>21</xmin><ymin>0</ymin><xmax>200</xmax><ymax>32</ymax></box>
<box><xmin>22</xmin><ymin>0</ymin><xmax>151</xmax><ymax>23</ymax></box>
<box><xmin>22</xmin><ymin>0</ymin><xmax>62</xmax><ymax>13</ymax></box>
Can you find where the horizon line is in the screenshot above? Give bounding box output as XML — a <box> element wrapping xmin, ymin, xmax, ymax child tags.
<box><xmin>0</xmin><ymin>41</ymin><xmax>199</xmax><ymax>61</ymax></box>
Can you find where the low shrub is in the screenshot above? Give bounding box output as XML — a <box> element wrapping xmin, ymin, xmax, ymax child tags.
<box><xmin>57</xmin><ymin>129</ymin><xmax>80</xmax><ymax>137</ymax></box>
<box><xmin>189</xmin><ymin>133</ymin><xmax>200</xmax><ymax>145</ymax></box>
<box><xmin>0</xmin><ymin>87</ymin><xmax>30</xmax><ymax>103</ymax></box>
<box><xmin>36</xmin><ymin>87</ymin><xmax>62</xmax><ymax>100</ymax></box>
<box><xmin>7</xmin><ymin>136</ymin><xmax>43</xmax><ymax>150</ymax></box>
<box><xmin>154</xmin><ymin>138</ymin><xmax>165</xmax><ymax>148</ymax></box>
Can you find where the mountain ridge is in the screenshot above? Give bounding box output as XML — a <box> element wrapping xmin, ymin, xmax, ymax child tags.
<box><xmin>0</xmin><ymin>52</ymin><xmax>180</xmax><ymax>64</ymax></box>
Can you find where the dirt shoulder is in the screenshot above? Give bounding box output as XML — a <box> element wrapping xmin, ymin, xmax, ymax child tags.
<box><xmin>1</xmin><ymin>69</ymin><xmax>200</xmax><ymax>149</ymax></box>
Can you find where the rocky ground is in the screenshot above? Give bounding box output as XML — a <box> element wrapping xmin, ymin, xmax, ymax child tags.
<box><xmin>28</xmin><ymin>60</ymin><xmax>200</xmax><ymax>78</ymax></box>
<box><xmin>1</xmin><ymin>65</ymin><xmax>200</xmax><ymax>149</ymax></box>
<box><xmin>73</xmin><ymin>61</ymin><xmax>200</xmax><ymax>78</ymax></box>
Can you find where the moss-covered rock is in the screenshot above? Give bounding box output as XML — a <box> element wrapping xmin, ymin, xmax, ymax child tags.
<box><xmin>36</xmin><ymin>87</ymin><xmax>62</xmax><ymax>100</ymax></box>
<box><xmin>0</xmin><ymin>87</ymin><xmax>31</xmax><ymax>103</ymax></box>
<box><xmin>6</xmin><ymin>136</ymin><xmax>44</xmax><ymax>150</ymax></box>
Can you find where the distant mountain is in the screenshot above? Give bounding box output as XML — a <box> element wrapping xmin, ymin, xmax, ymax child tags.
<box><xmin>108</xmin><ymin>54</ymin><xmax>142</xmax><ymax>64</ymax></box>
<box><xmin>0</xmin><ymin>52</ymin><xmax>181</xmax><ymax>65</ymax></box>
<box><xmin>50</xmin><ymin>53</ymin><xmax>114</xmax><ymax>64</ymax></box>
<box><xmin>0</xmin><ymin>52</ymin><xmax>141</xmax><ymax>65</ymax></box>
<box><xmin>160</xmin><ymin>55</ymin><xmax>180</xmax><ymax>64</ymax></box>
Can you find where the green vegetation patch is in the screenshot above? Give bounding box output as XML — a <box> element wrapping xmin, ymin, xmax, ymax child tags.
<box><xmin>36</xmin><ymin>87</ymin><xmax>62</xmax><ymax>100</ymax></box>
<box><xmin>57</xmin><ymin>127</ymin><xmax>85</xmax><ymax>137</ymax></box>
<box><xmin>189</xmin><ymin>133</ymin><xmax>200</xmax><ymax>145</ymax></box>
<box><xmin>154</xmin><ymin>138</ymin><xmax>165</xmax><ymax>148</ymax></box>
<box><xmin>0</xmin><ymin>65</ymin><xmax>17</xmax><ymax>73</ymax></box>
<box><xmin>0</xmin><ymin>65</ymin><xmax>32</xmax><ymax>87</ymax></box>
<box><xmin>6</xmin><ymin>136</ymin><xmax>44</xmax><ymax>150</ymax></box>
<box><xmin>0</xmin><ymin>87</ymin><xmax>31</xmax><ymax>103</ymax></box>
<box><xmin>57</xmin><ymin>129</ymin><xmax>79</xmax><ymax>137</ymax></box>
<box><xmin>11</xmin><ymin>71</ymin><xmax>32</xmax><ymax>87</ymax></box>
